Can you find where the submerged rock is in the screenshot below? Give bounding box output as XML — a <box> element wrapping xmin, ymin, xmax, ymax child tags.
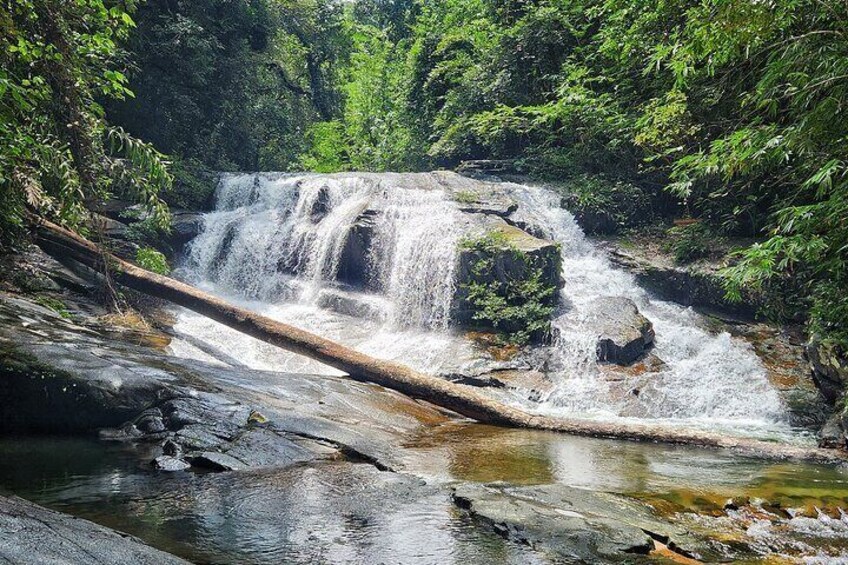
<box><xmin>0</xmin><ymin>495</ymin><xmax>189</xmax><ymax>564</ymax></box>
<box><xmin>452</xmin><ymin>483</ymin><xmax>706</xmax><ymax>562</ymax></box>
<box><xmin>592</xmin><ymin>297</ymin><xmax>655</xmax><ymax>365</ymax></box>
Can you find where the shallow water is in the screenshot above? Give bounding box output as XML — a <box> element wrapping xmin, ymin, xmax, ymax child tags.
<box><xmin>2</xmin><ymin>433</ymin><xmax>847</xmax><ymax>563</ymax></box>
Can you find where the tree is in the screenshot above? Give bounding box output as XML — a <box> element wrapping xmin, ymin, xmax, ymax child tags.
<box><xmin>1</xmin><ymin>0</ymin><xmax>170</xmax><ymax>245</ymax></box>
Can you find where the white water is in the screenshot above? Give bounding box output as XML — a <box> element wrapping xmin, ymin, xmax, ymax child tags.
<box><xmin>173</xmin><ymin>172</ymin><xmax>794</xmax><ymax>439</ymax></box>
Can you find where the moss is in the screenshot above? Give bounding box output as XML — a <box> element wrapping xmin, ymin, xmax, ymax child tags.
<box><xmin>33</xmin><ymin>296</ymin><xmax>71</xmax><ymax>319</ymax></box>
<box><xmin>453</xmin><ymin>190</ymin><xmax>479</xmax><ymax>204</ymax></box>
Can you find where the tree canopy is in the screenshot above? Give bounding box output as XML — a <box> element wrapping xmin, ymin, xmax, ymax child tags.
<box><xmin>2</xmin><ymin>0</ymin><xmax>847</xmax><ymax>349</ymax></box>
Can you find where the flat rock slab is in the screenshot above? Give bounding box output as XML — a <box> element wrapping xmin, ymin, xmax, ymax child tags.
<box><xmin>0</xmin><ymin>293</ymin><xmax>452</xmax><ymax>473</ymax></box>
<box><xmin>592</xmin><ymin>296</ymin><xmax>655</xmax><ymax>365</ymax></box>
<box><xmin>453</xmin><ymin>483</ymin><xmax>711</xmax><ymax>562</ymax></box>
<box><xmin>0</xmin><ymin>495</ymin><xmax>189</xmax><ymax>564</ymax></box>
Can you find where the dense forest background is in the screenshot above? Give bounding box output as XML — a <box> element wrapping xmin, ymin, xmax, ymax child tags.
<box><xmin>2</xmin><ymin>0</ymin><xmax>847</xmax><ymax>351</ymax></box>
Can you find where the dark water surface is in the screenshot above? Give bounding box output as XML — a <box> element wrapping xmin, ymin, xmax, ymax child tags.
<box><xmin>2</xmin><ymin>430</ymin><xmax>848</xmax><ymax>563</ymax></box>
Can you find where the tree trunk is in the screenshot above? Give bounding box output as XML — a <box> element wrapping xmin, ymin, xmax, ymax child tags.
<box><xmin>32</xmin><ymin>217</ymin><xmax>846</xmax><ymax>463</ymax></box>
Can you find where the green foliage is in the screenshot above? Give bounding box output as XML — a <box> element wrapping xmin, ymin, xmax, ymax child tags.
<box><xmin>335</xmin><ymin>0</ymin><xmax>848</xmax><ymax>349</ymax></box>
<box><xmin>665</xmin><ymin>223</ymin><xmax>718</xmax><ymax>265</ymax></box>
<box><xmin>453</xmin><ymin>190</ymin><xmax>478</xmax><ymax>204</ymax></box>
<box><xmin>107</xmin><ymin>0</ymin><xmax>350</xmax><ymax>173</ymax></box>
<box><xmin>0</xmin><ymin>0</ymin><xmax>170</xmax><ymax>244</ymax></box>
<box><xmin>301</xmin><ymin>121</ymin><xmax>350</xmax><ymax>173</ymax></box>
<box><xmin>135</xmin><ymin>246</ymin><xmax>170</xmax><ymax>276</ymax></box>
<box><xmin>559</xmin><ymin>175</ymin><xmax>654</xmax><ymax>234</ymax></box>
<box><xmin>461</xmin><ymin>231</ymin><xmax>557</xmax><ymax>346</ymax></box>
<box><xmin>165</xmin><ymin>158</ymin><xmax>218</xmax><ymax>211</ymax></box>
<box><xmin>125</xmin><ymin>216</ymin><xmax>170</xmax><ymax>247</ymax></box>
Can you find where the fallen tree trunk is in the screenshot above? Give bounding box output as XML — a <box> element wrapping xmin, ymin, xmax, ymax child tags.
<box><xmin>32</xmin><ymin>217</ymin><xmax>847</xmax><ymax>463</ymax></box>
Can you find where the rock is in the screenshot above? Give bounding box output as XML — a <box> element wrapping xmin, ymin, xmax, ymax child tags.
<box><xmin>0</xmin><ymin>495</ymin><xmax>189</xmax><ymax>564</ymax></box>
<box><xmin>134</xmin><ymin>408</ymin><xmax>166</xmax><ymax>434</ymax></box>
<box><xmin>168</xmin><ymin>212</ymin><xmax>205</xmax><ymax>251</ymax></box>
<box><xmin>0</xmin><ymin>292</ymin><xmax>447</xmax><ymax>473</ymax></box>
<box><xmin>315</xmin><ymin>287</ymin><xmax>387</xmax><ymax>320</ymax></box>
<box><xmin>819</xmin><ymin>413</ymin><xmax>846</xmax><ymax>449</ymax></box>
<box><xmin>592</xmin><ymin>297</ymin><xmax>655</xmax><ymax>365</ymax></box>
<box><xmin>221</xmin><ymin>428</ymin><xmax>317</xmax><ymax>468</ymax></box>
<box><xmin>453</xmin><ymin>218</ymin><xmax>561</xmax><ymax>328</ymax></box>
<box><xmin>191</xmin><ymin>451</ymin><xmax>248</xmax><ymax>471</ymax></box>
<box><xmin>91</xmin><ymin>213</ymin><xmax>130</xmax><ymax>239</ymax></box>
<box><xmin>453</xmin><ymin>483</ymin><xmax>657</xmax><ymax>560</ymax></box>
<box><xmin>152</xmin><ymin>455</ymin><xmax>191</xmax><ymax>472</ymax></box>
<box><xmin>724</xmin><ymin>496</ymin><xmax>750</xmax><ymax>511</ymax></box>
<box><xmin>604</xmin><ymin>244</ymin><xmax>761</xmax><ymax>321</ymax></box>
<box><xmin>337</xmin><ymin>209</ymin><xmax>378</xmax><ymax>289</ymax></box>
<box><xmin>308</xmin><ymin>185</ymin><xmax>332</xmax><ymax>221</ymax></box>
<box><xmin>162</xmin><ymin>438</ymin><xmax>181</xmax><ymax>457</ymax></box>
<box><xmin>807</xmin><ymin>336</ymin><xmax>848</xmax><ymax>404</ymax></box>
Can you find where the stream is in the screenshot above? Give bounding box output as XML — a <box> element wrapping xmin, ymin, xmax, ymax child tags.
<box><xmin>2</xmin><ymin>171</ymin><xmax>844</xmax><ymax>563</ymax></box>
<box><xmin>3</xmin><ymin>429</ymin><xmax>848</xmax><ymax>564</ymax></box>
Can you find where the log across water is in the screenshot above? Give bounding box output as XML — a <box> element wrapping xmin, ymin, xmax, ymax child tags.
<box><xmin>32</xmin><ymin>217</ymin><xmax>847</xmax><ymax>463</ymax></box>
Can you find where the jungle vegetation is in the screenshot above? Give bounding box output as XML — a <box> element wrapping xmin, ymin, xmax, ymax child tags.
<box><xmin>2</xmin><ymin>0</ymin><xmax>847</xmax><ymax>350</ymax></box>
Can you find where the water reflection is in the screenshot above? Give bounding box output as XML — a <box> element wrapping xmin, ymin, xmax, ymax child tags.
<box><xmin>0</xmin><ymin>437</ymin><xmax>543</xmax><ymax>564</ymax></box>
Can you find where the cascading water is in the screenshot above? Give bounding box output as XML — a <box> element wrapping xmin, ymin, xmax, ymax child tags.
<box><xmin>172</xmin><ymin>171</ymin><xmax>794</xmax><ymax>439</ymax></box>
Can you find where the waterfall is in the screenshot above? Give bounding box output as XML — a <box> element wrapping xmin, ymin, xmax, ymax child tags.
<box><xmin>508</xmin><ymin>185</ymin><xmax>788</xmax><ymax>432</ymax></box>
<box><xmin>184</xmin><ymin>173</ymin><xmax>463</xmax><ymax>328</ymax></box>
<box><xmin>174</xmin><ymin>172</ymin><xmax>792</xmax><ymax>438</ymax></box>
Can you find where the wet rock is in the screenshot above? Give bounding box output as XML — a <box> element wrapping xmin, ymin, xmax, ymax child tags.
<box><xmin>603</xmin><ymin>243</ymin><xmax>761</xmax><ymax>321</ymax></box>
<box><xmin>452</xmin><ymin>483</ymin><xmax>656</xmax><ymax>560</ymax></box>
<box><xmin>315</xmin><ymin>287</ymin><xmax>387</xmax><ymax>320</ymax></box>
<box><xmin>191</xmin><ymin>451</ymin><xmax>248</xmax><ymax>472</ymax></box>
<box><xmin>222</xmin><ymin>428</ymin><xmax>317</xmax><ymax>468</ymax></box>
<box><xmin>134</xmin><ymin>408</ymin><xmax>166</xmax><ymax>434</ymax></box>
<box><xmin>807</xmin><ymin>336</ymin><xmax>848</xmax><ymax>404</ymax></box>
<box><xmin>819</xmin><ymin>413</ymin><xmax>846</xmax><ymax>449</ymax></box>
<box><xmin>593</xmin><ymin>297</ymin><xmax>655</xmax><ymax>365</ymax></box>
<box><xmin>152</xmin><ymin>455</ymin><xmax>191</xmax><ymax>472</ymax></box>
<box><xmin>0</xmin><ymin>495</ymin><xmax>189</xmax><ymax>564</ymax></box>
<box><xmin>309</xmin><ymin>185</ymin><xmax>332</xmax><ymax>221</ymax></box>
<box><xmin>337</xmin><ymin>209</ymin><xmax>378</xmax><ymax>289</ymax></box>
<box><xmin>724</xmin><ymin>496</ymin><xmax>750</xmax><ymax>511</ymax></box>
<box><xmin>0</xmin><ymin>293</ymin><xmax>444</xmax><ymax>473</ymax></box>
<box><xmin>162</xmin><ymin>438</ymin><xmax>181</xmax><ymax>457</ymax></box>
<box><xmin>168</xmin><ymin>212</ymin><xmax>205</xmax><ymax>251</ymax></box>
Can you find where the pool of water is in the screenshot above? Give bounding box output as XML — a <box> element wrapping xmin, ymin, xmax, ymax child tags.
<box><xmin>2</xmin><ymin>432</ymin><xmax>848</xmax><ymax>563</ymax></box>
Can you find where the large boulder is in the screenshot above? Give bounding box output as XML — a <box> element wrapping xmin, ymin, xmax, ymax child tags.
<box><xmin>807</xmin><ymin>336</ymin><xmax>848</xmax><ymax>404</ymax></box>
<box><xmin>453</xmin><ymin>219</ymin><xmax>562</xmax><ymax>327</ymax></box>
<box><xmin>592</xmin><ymin>297</ymin><xmax>655</xmax><ymax>365</ymax></box>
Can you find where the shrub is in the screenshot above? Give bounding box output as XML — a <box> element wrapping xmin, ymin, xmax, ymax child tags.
<box><xmin>665</xmin><ymin>222</ymin><xmax>719</xmax><ymax>265</ymax></box>
<box><xmin>460</xmin><ymin>231</ymin><xmax>557</xmax><ymax>346</ymax></box>
<box><xmin>558</xmin><ymin>175</ymin><xmax>654</xmax><ymax>235</ymax></box>
<box><xmin>135</xmin><ymin>247</ymin><xmax>170</xmax><ymax>275</ymax></box>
